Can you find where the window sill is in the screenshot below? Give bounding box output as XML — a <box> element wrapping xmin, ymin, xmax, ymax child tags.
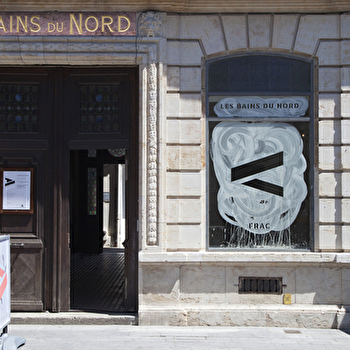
<box><xmin>139</xmin><ymin>251</ymin><xmax>350</xmax><ymax>265</ymax></box>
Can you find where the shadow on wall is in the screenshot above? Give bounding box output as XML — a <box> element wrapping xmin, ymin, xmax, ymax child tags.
<box><xmin>339</xmin><ymin>306</ymin><xmax>350</xmax><ymax>330</ymax></box>
<box><xmin>142</xmin><ymin>266</ymin><xmax>179</xmax><ymax>295</ymax></box>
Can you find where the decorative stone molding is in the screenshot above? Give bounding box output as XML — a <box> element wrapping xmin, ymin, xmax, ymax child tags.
<box><xmin>135</xmin><ymin>40</ymin><xmax>159</xmax><ymax>245</ymax></box>
<box><xmin>0</xmin><ymin>1</ymin><xmax>349</xmax><ymax>13</ymax></box>
<box><xmin>146</xmin><ymin>64</ymin><xmax>158</xmax><ymax>245</ymax></box>
<box><xmin>145</xmin><ymin>48</ymin><xmax>158</xmax><ymax>245</ymax></box>
<box><xmin>138</xmin><ymin>13</ymin><xmax>161</xmax><ymax>244</ymax></box>
<box><xmin>138</xmin><ymin>11</ymin><xmax>162</xmax><ymax>37</ymax></box>
<box><xmin>0</xmin><ymin>36</ymin><xmax>161</xmax><ymax>247</ymax></box>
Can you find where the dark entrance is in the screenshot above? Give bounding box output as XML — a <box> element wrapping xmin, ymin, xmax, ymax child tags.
<box><xmin>70</xmin><ymin>150</ymin><xmax>130</xmax><ymax>312</ymax></box>
<box><xmin>0</xmin><ymin>67</ymin><xmax>138</xmax><ymax>312</ymax></box>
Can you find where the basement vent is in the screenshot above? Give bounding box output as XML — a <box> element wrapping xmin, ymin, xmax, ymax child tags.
<box><xmin>239</xmin><ymin>277</ymin><xmax>283</xmax><ymax>294</ymax></box>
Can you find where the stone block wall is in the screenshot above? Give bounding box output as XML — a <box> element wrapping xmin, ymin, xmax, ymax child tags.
<box><xmin>139</xmin><ymin>13</ymin><xmax>350</xmax><ymax>327</ymax></box>
<box><xmin>160</xmin><ymin>13</ymin><xmax>350</xmax><ymax>252</ymax></box>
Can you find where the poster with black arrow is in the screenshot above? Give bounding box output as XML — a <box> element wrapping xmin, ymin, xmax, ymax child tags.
<box><xmin>1</xmin><ymin>169</ymin><xmax>33</xmax><ymax>213</ymax></box>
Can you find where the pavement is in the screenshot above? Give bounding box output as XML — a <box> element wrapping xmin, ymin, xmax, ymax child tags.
<box><xmin>7</xmin><ymin>324</ymin><xmax>350</xmax><ymax>350</ymax></box>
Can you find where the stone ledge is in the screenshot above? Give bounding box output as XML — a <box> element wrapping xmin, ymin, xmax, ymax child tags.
<box><xmin>139</xmin><ymin>304</ymin><xmax>350</xmax><ymax>328</ymax></box>
<box><xmin>139</xmin><ymin>251</ymin><xmax>350</xmax><ymax>265</ymax></box>
<box><xmin>10</xmin><ymin>312</ymin><xmax>138</xmax><ymax>325</ymax></box>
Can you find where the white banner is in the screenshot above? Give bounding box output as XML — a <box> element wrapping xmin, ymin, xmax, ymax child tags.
<box><xmin>214</xmin><ymin>96</ymin><xmax>309</xmax><ymax>118</ymax></box>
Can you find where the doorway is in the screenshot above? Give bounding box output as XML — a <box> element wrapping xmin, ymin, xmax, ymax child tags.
<box><xmin>0</xmin><ymin>67</ymin><xmax>138</xmax><ymax>312</ymax></box>
<box><xmin>64</xmin><ymin>67</ymin><xmax>139</xmax><ymax>313</ymax></box>
<box><xmin>70</xmin><ymin>149</ymin><xmax>129</xmax><ymax>312</ymax></box>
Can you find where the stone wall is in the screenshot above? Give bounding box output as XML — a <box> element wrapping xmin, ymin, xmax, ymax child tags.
<box><xmin>0</xmin><ymin>7</ymin><xmax>348</xmax><ymax>325</ymax></box>
<box><xmin>139</xmin><ymin>13</ymin><xmax>350</xmax><ymax>328</ymax></box>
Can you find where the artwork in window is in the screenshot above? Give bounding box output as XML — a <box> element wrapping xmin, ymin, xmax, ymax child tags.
<box><xmin>207</xmin><ymin>55</ymin><xmax>313</xmax><ymax>250</ymax></box>
<box><xmin>209</xmin><ymin>122</ymin><xmax>310</xmax><ymax>249</ymax></box>
<box><xmin>211</xmin><ymin>122</ymin><xmax>307</xmax><ymax>233</ymax></box>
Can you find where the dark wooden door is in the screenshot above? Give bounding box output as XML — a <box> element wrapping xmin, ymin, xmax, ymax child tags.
<box><xmin>0</xmin><ymin>67</ymin><xmax>138</xmax><ymax>312</ymax></box>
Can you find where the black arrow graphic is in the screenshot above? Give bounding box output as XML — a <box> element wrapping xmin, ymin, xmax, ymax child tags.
<box><xmin>231</xmin><ymin>152</ymin><xmax>283</xmax><ymax>197</ymax></box>
<box><xmin>4</xmin><ymin>178</ymin><xmax>15</xmax><ymax>186</ymax></box>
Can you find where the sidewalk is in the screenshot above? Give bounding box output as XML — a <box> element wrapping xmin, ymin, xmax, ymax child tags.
<box><xmin>8</xmin><ymin>324</ymin><xmax>350</xmax><ymax>350</ymax></box>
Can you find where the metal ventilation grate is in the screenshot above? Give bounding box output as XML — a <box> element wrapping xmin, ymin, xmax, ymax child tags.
<box><xmin>239</xmin><ymin>277</ymin><xmax>283</xmax><ymax>294</ymax></box>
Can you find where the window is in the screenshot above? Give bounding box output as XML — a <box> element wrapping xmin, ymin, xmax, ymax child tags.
<box><xmin>207</xmin><ymin>54</ymin><xmax>313</xmax><ymax>250</ymax></box>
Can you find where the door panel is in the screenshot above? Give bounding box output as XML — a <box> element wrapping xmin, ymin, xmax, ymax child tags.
<box><xmin>0</xmin><ymin>68</ymin><xmax>53</xmax><ymax>311</ymax></box>
<box><xmin>0</xmin><ymin>67</ymin><xmax>138</xmax><ymax>312</ymax></box>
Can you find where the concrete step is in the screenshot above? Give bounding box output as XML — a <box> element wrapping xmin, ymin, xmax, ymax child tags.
<box><xmin>11</xmin><ymin>312</ymin><xmax>138</xmax><ymax>325</ymax></box>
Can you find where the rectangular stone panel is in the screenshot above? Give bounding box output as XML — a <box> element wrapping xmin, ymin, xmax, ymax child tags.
<box><xmin>341</xmin><ymin>94</ymin><xmax>350</xmax><ymax>117</ymax></box>
<box><xmin>319</xmin><ymin>120</ymin><xmax>341</xmax><ymax>144</ymax></box>
<box><xmin>179</xmin><ymin>16</ymin><xmax>225</xmax><ymax>55</ymax></box>
<box><xmin>295</xmin><ymin>15</ymin><xmax>339</xmax><ymax>55</ymax></box>
<box><xmin>319</xmin><ymin>146</ymin><xmax>341</xmax><ymax>170</ymax></box>
<box><xmin>166</xmin><ymin>172</ymin><xmax>202</xmax><ymax>196</ymax></box>
<box><xmin>341</xmin><ymin>40</ymin><xmax>350</xmax><ymax>65</ymax></box>
<box><xmin>272</xmin><ymin>15</ymin><xmax>298</xmax><ymax>50</ymax></box>
<box><xmin>166</xmin><ymin>198</ymin><xmax>202</xmax><ymax>223</ymax></box>
<box><xmin>180</xmin><ymin>265</ymin><xmax>226</xmax><ymax>303</ymax></box>
<box><xmin>166</xmin><ymin>145</ymin><xmax>203</xmax><ymax>171</ymax></box>
<box><xmin>248</xmin><ymin>15</ymin><xmax>271</xmax><ymax>48</ymax></box>
<box><xmin>319</xmin><ymin>172</ymin><xmax>341</xmax><ymax>197</ymax></box>
<box><xmin>319</xmin><ymin>198</ymin><xmax>342</xmax><ymax>223</ymax></box>
<box><xmin>318</xmin><ymin>225</ymin><xmax>342</xmax><ymax>250</ymax></box>
<box><xmin>140</xmin><ymin>266</ymin><xmax>180</xmax><ymax>305</ymax></box>
<box><xmin>166</xmin><ymin>93</ymin><xmax>202</xmax><ymax>118</ymax></box>
<box><xmin>319</xmin><ymin>68</ymin><xmax>341</xmax><ymax>92</ymax></box>
<box><xmin>167</xmin><ymin>41</ymin><xmax>203</xmax><ymax>66</ymax></box>
<box><xmin>166</xmin><ymin>119</ymin><xmax>202</xmax><ymax>144</ymax></box>
<box><xmin>166</xmin><ymin>224</ymin><xmax>202</xmax><ymax>251</ymax></box>
<box><xmin>317</xmin><ymin>41</ymin><xmax>341</xmax><ymax>66</ymax></box>
<box><xmin>342</xmin><ymin>68</ymin><xmax>350</xmax><ymax>92</ymax></box>
<box><xmin>221</xmin><ymin>15</ymin><xmax>247</xmax><ymax>50</ymax></box>
<box><xmin>319</xmin><ymin>94</ymin><xmax>340</xmax><ymax>119</ymax></box>
<box><xmin>295</xmin><ymin>267</ymin><xmax>341</xmax><ymax>304</ymax></box>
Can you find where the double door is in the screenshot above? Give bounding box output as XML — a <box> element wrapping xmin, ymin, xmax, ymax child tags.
<box><xmin>0</xmin><ymin>67</ymin><xmax>138</xmax><ymax>312</ymax></box>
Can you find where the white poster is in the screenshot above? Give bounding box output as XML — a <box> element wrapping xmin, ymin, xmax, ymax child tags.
<box><xmin>2</xmin><ymin>171</ymin><xmax>31</xmax><ymax>211</ymax></box>
<box><xmin>0</xmin><ymin>235</ymin><xmax>11</xmax><ymax>330</ymax></box>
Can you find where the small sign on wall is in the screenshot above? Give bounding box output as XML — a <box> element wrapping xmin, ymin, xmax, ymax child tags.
<box><xmin>0</xmin><ymin>168</ymin><xmax>34</xmax><ymax>214</ymax></box>
<box><xmin>283</xmin><ymin>293</ymin><xmax>292</xmax><ymax>305</ymax></box>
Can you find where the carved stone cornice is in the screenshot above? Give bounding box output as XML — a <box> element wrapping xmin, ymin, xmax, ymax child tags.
<box><xmin>0</xmin><ymin>1</ymin><xmax>349</xmax><ymax>13</ymax></box>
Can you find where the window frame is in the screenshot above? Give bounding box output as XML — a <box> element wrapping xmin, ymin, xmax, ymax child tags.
<box><xmin>206</xmin><ymin>53</ymin><xmax>315</xmax><ymax>251</ymax></box>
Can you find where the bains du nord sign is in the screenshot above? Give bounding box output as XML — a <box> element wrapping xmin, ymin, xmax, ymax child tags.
<box><xmin>214</xmin><ymin>96</ymin><xmax>309</xmax><ymax>117</ymax></box>
<box><xmin>0</xmin><ymin>12</ymin><xmax>136</xmax><ymax>36</ymax></box>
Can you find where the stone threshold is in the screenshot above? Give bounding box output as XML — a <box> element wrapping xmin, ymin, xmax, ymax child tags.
<box><xmin>139</xmin><ymin>251</ymin><xmax>350</xmax><ymax>265</ymax></box>
<box><xmin>10</xmin><ymin>312</ymin><xmax>138</xmax><ymax>325</ymax></box>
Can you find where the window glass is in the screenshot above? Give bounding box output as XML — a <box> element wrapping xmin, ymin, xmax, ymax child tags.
<box><xmin>207</xmin><ymin>55</ymin><xmax>313</xmax><ymax>250</ymax></box>
<box><xmin>208</xmin><ymin>55</ymin><xmax>311</xmax><ymax>93</ymax></box>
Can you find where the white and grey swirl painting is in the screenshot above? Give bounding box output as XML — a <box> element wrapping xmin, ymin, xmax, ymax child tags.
<box><xmin>210</xmin><ymin>122</ymin><xmax>307</xmax><ymax>235</ymax></box>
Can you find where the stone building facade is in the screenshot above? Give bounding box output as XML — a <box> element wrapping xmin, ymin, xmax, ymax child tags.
<box><xmin>0</xmin><ymin>1</ymin><xmax>349</xmax><ymax>328</ymax></box>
